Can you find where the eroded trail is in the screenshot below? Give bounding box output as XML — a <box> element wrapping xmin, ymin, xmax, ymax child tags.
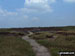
<box><xmin>22</xmin><ymin>33</ymin><xmax>51</xmax><ymax>56</ymax></box>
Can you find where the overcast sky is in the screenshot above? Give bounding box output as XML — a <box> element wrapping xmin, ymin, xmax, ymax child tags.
<box><xmin>0</xmin><ymin>0</ymin><xmax>75</xmax><ymax>28</ymax></box>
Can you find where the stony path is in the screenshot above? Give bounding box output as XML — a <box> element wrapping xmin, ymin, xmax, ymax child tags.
<box><xmin>22</xmin><ymin>35</ymin><xmax>51</xmax><ymax>56</ymax></box>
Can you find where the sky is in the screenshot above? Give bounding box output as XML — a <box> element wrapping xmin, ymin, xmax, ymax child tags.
<box><xmin>0</xmin><ymin>0</ymin><xmax>75</xmax><ymax>28</ymax></box>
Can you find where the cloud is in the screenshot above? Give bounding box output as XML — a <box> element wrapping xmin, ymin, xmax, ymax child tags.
<box><xmin>0</xmin><ymin>8</ymin><xmax>30</xmax><ymax>28</ymax></box>
<box><xmin>23</xmin><ymin>0</ymin><xmax>54</xmax><ymax>13</ymax></box>
<box><xmin>63</xmin><ymin>0</ymin><xmax>75</xmax><ymax>3</ymax></box>
<box><xmin>17</xmin><ymin>0</ymin><xmax>56</xmax><ymax>15</ymax></box>
<box><xmin>0</xmin><ymin>8</ymin><xmax>17</xmax><ymax>16</ymax></box>
<box><xmin>17</xmin><ymin>8</ymin><xmax>37</xmax><ymax>13</ymax></box>
<box><xmin>16</xmin><ymin>0</ymin><xmax>55</xmax><ymax>21</ymax></box>
<box><xmin>0</xmin><ymin>0</ymin><xmax>56</xmax><ymax>28</ymax></box>
<box><xmin>25</xmin><ymin>0</ymin><xmax>55</xmax><ymax>4</ymax></box>
<box><xmin>0</xmin><ymin>0</ymin><xmax>55</xmax><ymax>21</ymax></box>
<box><xmin>32</xmin><ymin>17</ymin><xmax>39</xmax><ymax>21</ymax></box>
<box><xmin>49</xmin><ymin>0</ymin><xmax>56</xmax><ymax>3</ymax></box>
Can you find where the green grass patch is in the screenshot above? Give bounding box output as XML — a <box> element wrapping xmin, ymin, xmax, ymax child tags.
<box><xmin>0</xmin><ymin>35</ymin><xmax>35</xmax><ymax>56</ymax></box>
<box><xmin>30</xmin><ymin>31</ymin><xmax>75</xmax><ymax>56</ymax></box>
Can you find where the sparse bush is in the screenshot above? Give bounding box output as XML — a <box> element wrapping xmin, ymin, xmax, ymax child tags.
<box><xmin>30</xmin><ymin>31</ymin><xmax>75</xmax><ymax>56</ymax></box>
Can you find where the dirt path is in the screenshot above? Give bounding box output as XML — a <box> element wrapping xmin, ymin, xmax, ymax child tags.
<box><xmin>22</xmin><ymin>32</ymin><xmax>51</xmax><ymax>56</ymax></box>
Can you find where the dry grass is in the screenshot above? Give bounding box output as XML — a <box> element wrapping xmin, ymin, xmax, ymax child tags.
<box><xmin>30</xmin><ymin>31</ymin><xmax>75</xmax><ymax>56</ymax></box>
<box><xmin>0</xmin><ymin>35</ymin><xmax>35</xmax><ymax>56</ymax></box>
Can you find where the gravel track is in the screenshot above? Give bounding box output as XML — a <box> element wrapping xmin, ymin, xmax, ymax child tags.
<box><xmin>22</xmin><ymin>32</ymin><xmax>51</xmax><ymax>56</ymax></box>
